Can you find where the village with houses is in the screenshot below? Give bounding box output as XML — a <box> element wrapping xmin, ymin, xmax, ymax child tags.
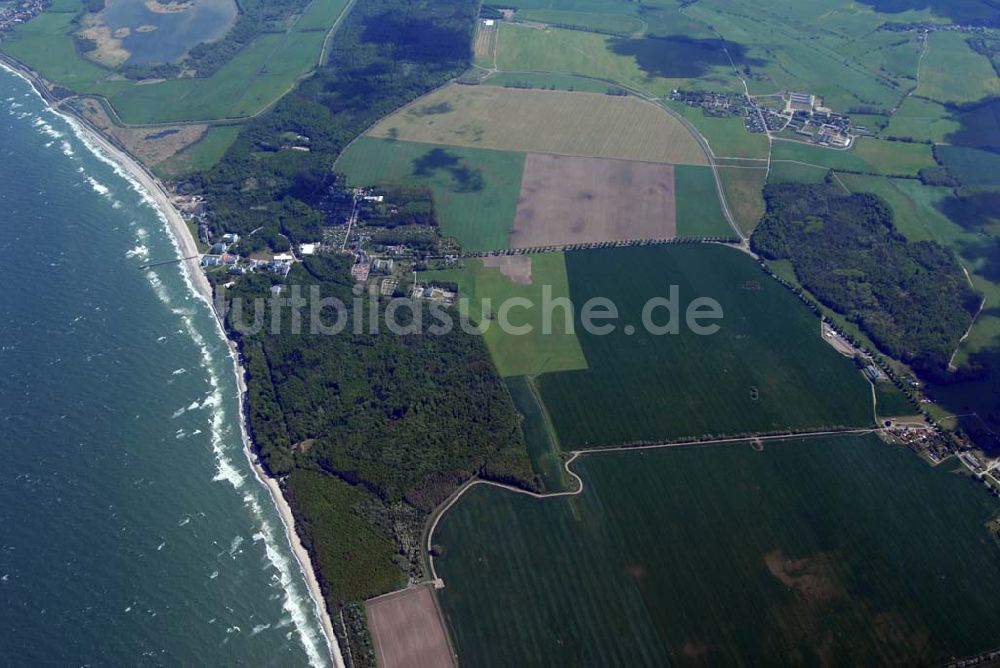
<box><xmin>0</xmin><ymin>0</ymin><xmax>47</xmax><ymax>34</ymax></box>
<box><xmin>670</xmin><ymin>88</ymin><xmax>862</xmax><ymax>147</ymax></box>
<box><xmin>172</xmin><ymin>184</ymin><xmax>460</xmax><ymax>306</ymax></box>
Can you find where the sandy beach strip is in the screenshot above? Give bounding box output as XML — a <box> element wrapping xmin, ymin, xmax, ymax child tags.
<box><xmin>0</xmin><ymin>57</ymin><xmax>345</xmax><ymax>668</ymax></box>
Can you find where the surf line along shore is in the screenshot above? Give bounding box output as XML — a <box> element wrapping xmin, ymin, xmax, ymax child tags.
<box><xmin>0</xmin><ymin>58</ymin><xmax>346</xmax><ymax>668</ymax></box>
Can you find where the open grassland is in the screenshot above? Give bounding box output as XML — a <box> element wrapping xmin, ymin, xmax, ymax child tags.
<box><xmin>884</xmin><ymin>97</ymin><xmax>958</xmax><ymax>143</ymax></box>
<box><xmin>1</xmin><ymin>0</ymin><xmax>349</xmax><ymax>123</ymax></box>
<box><xmin>917</xmin><ymin>31</ymin><xmax>1000</xmax><ymax>105</ymax></box>
<box><xmin>156</xmin><ymin>125</ymin><xmax>242</xmax><ymax>178</ymax></box>
<box><xmin>767</xmin><ymin>160</ymin><xmax>829</xmax><ymax>184</ymax></box>
<box><xmin>494</xmin><ymin>23</ymin><xmax>740</xmax><ymax>97</ymax></box>
<box><xmin>420</xmin><ymin>253</ymin><xmax>588</xmax><ymax>378</ymax></box>
<box><xmin>516</xmin><ymin>9</ymin><xmax>644</xmax><ymax>35</ymax></box>
<box><xmin>716</xmin><ymin>166</ymin><xmax>767</xmax><ymax>235</ymax></box>
<box><xmin>874</xmin><ymin>381</ymin><xmax>918</xmax><ymax>418</ymax></box>
<box><xmin>337</xmin><ymin>136</ymin><xmax>525</xmax><ymax>253</ymax></box>
<box><xmin>664</xmin><ymin>100</ymin><xmax>770</xmax><ymax>160</ymax></box>
<box><xmin>673</xmin><ymin>165</ymin><xmax>733</xmax><ymax>237</ymax></box>
<box><xmin>535</xmin><ymin>245</ymin><xmax>873</xmax><ymax>449</ymax></box>
<box><xmin>434</xmin><ymin>433</ymin><xmax>1000</xmax><ymax>666</ymax></box>
<box><xmin>369</xmin><ymin>85</ymin><xmax>708</xmax><ymax>165</ymax></box>
<box><xmin>771</xmin><ymin>138</ymin><xmax>935</xmax><ymax>176</ymax></box>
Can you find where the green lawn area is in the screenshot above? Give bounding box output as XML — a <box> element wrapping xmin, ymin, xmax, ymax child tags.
<box><xmin>917</xmin><ymin>30</ymin><xmax>1000</xmax><ymax>105</ymax></box>
<box><xmin>337</xmin><ymin>136</ymin><xmax>525</xmax><ymax>253</ymax></box>
<box><xmin>874</xmin><ymin>380</ymin><xmax>917</xmax><ymax>418</ymax></box>
<box><xmin>420</xmin><ymin>253</ymin><xmax>587</xmax><ymax>377</ymax></box>
<box><xmin>434</xmin><ymin>433</ymin><xmax>1000</xmax><ymax>666</ymax></box>
<box><xmin>1</xmin><ymin>0</ymin><xmax>349</xmax><ymax>123</ymax></box>
<box><xmin>771</xmin><ymin>138</ymin><xmax>934</xmax><ymax>176</ymax></box>
<box><xmin>535</xmin><ymin>245</ymin><xmax>873</xmax><ymax>449</ymax></box>
<box><xmin>664</xmin><ymin>100</ymin><xmax>770</xmax><ymax>160</ymax></box>
<box><xmin>674</xmin><ymin>165</ymin><xmax>735</xmax><ymax>237</ymax></box>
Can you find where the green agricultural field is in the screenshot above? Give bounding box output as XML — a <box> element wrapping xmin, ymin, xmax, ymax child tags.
<box><xmin>515</xmin><ymin>9</ymin><xmax>645</xmax><ymax>35</ymax></box>
<box><xmin>1</xmin><ymin>0</ymin><xmax>349</xmax><ymax>124</ymax></box>
<box><xmin>664</xmin><ymin>100</ymin><xmax>771</xmax><ymax>160</ymax></box>
<box><xmin>884</xmin><ymin>97</ymin><xmax>958</xmax><ymax>143</ymax></box>
<box><xmin>673</xmin><ymin>165</ymin><xmax>734</xmax><ymax>238</ymax></box>
<box><xmin>434</xmin><ymin>433</ymin><xmax>1000</xmax><ymax>666</ymax></box>
<box><xmin>337</xmin><ymin>136</ymin><xmax>525</xmax><ymax>252</ymax></box>
<box><xmin>716</xmin><ymin>166</ymin><xmax>767</xmax><ymax>235</ymax></box>
<box><xmin>534</xmin><ymin>245</ymin><xmax>873</xmax><ymax>449</ymax></box>
<box><xmin>419</xmin><ymin>253</ymin><xmax>588</xmax><ymax>378</ymax></box>
<box><xmin>936</xmin><ymin>144</ymin><xmax>1000</xmax><ymax>187</ymax></box>
<box><xmin>918</xmin><ymin>30</ymin><xmax>1000</xmax><ymax>105</ymax></box>
<box><xmin>767</xmin><ymin>160</ymin><xmax>829</xmax><ymax>184</ymax></box>
<box><xmin>494</xmin><ymin>23</ymin><xmax>740</xmax><ymax>97</ymax></box>
<box><xmin>874</xmin><ymin>381</ymin><xmax>917</xmax><ymax>418</ymax></box>
<box><xmin>771</xmin><ymin>138</ymin><xmax>934</xmax><ymax>176</ymax></box>
<box><xmin>156</xmin><ymin>125</ymin><xmax>243</xmax><ymax>178</ymax></box>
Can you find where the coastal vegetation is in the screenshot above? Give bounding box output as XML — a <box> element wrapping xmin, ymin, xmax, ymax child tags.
<box><xmin>751</xmin><ymin>183</ymin><xmax>980</xmax><ymax>377</ymax></box>
<box><xmin>228</xmin><ymin>255</ymin><xmax>537</xmax><ymax>607</ymax></box>
<box><xmin>434</xmin><ymin>434</ymin><xmax>1000</xmax><ymax>665</ymax></box>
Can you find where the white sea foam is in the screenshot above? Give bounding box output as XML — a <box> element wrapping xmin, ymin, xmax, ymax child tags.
<box><xmin>171</xmin><ymin>368</ymin><xmax>186</xmax><ymax>375</ymax></box>
<box><xmin>171</xmin><ymin>407</ymin><xmax>186</xmax><ymax>419</ymax></box>
<box><xmin>0</xmin><ymin>61</ymin><xmax>339</xmax><ymax>668</ymax></box>
<box><xmin>125</xmin><ymin>245</ymin><xmax>149</xmax><ymax>259</ymax></box>
<box><xmin>251</xmin><ymin>623</ymin><xmax>271</xmax><ymax>636</ymax></box>
<box><xmin>85</xmin><ymin>176</ymin><xmax>109</xmax><ymax>197</ymax></box>
<box><xmin>61</xmin><ymin>140</ymin><xmax>74</xmax><ymax>156</ymax></box>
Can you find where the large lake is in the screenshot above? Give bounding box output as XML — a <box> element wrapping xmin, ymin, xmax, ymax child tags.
<box><xmin>99</xmin><ymin>0</ymin><xmax>238</xmax><ymax>65</ymax></box>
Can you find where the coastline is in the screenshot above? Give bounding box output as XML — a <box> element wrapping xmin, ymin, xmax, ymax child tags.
<box><xmin>0</xmin><ymin>58</ymin><xmax>345</xmax><ymax>668</ymax></box>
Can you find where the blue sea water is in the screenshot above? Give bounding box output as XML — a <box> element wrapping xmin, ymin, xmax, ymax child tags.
<box><xmin>0</xmin><ymin>66</ymin><xmax>331</xmax><ymax>665</ymax></box>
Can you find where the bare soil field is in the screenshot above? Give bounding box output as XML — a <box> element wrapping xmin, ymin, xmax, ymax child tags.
<box><xmin>511</xmin><ymin>153</ymin><xmax>676</xmax><ymax>248</ymax></box>
<box><xmin>365</xmin><ymin>585</ymin><xmax>454</xmax><ymax>668</ymax></box>
<box><xmin>482</xmin><ymin>254</ymin><xmax>533</xmax><ymax>284</ymax></box>
<box><xmin>369</xmin><ymin>84</ymin><xmax>708</xmax><ymax>165</ymax></box>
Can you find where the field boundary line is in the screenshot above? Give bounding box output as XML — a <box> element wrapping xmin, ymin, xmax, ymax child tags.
<box><xmin>426</xmin><ymin>427</ymin><xmax>878</xmax><ymax>583</ymax></box>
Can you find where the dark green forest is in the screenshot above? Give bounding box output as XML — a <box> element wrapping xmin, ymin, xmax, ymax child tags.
<box><xmin>226</xmin><ymin>254</ymin><xmax>536</xmax><ymax>605</ymax></box>
<box><xmin>752</xmin><ymin>183</ymin><xmax>980</xmax><ymax>377</ymax></box>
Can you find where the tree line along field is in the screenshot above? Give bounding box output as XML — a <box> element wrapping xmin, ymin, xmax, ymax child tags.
<box><xmin>420</xmin><ymin>253</ymin><xmax>588</xmax><ymax>378</ymax></box>
<box><xmin>367</xmin><ymin>84</ymin><xmax>709</xmax><ymax>166</ymax></box>
<box><xmin>534</xmin><ymin>244</ymin><xmax>873</xmax><ymax>450</ymax></box>
<box><xmin>433</xmin><ymin>433</ymin><xmax>1000</xmax><ymax>666</ymax></box>
<box><xmin>337</xmin><ymin>135</ymin><xmax>732</xmax><ymax>252</ymax></box>
<box><xmin>0</xmin><ymin>0</ymin><xmax>350</xmax><ymax>124</ymax></box>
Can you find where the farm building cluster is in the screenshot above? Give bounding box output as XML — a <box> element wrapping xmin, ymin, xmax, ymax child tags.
<box><xmin>670</xmin><ymin>88</ymin><xmax>856</xmax><ymax>146</ymax></box>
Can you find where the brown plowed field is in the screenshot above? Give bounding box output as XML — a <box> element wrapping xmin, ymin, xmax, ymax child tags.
<box><xmin>511</xmin><ymin>153</ymin><xmax>676</xmax><ymax>248</ymax></box>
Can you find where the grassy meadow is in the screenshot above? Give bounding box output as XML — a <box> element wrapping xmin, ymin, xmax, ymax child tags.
<box><xmin>917</xmin><ymin>30</ymin><xmax>1000</xmax><ymax>105</ymax></box>
<box><xmin>337</xmin><ymin>136</ymin><xmax>526</xmax><ymax>252</ymax></box>
<box><xmin>716</xmin><ymin>166</ymin><xmax>767</xmax><ymax>235</ymax></box>
<box><xmin>535</xmin><ymin>245</ymin><xmax>873</xmax><ymax>449</ymax></box>
<box><xmin>771</xmin><ymin>138</ymin><xmax>935</xmax><ymax>176</ymax></box>
<box><xmin>434</xmin><ymin>433</ymin><xmax>1000</xmax><ymax>666</ymax></box>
